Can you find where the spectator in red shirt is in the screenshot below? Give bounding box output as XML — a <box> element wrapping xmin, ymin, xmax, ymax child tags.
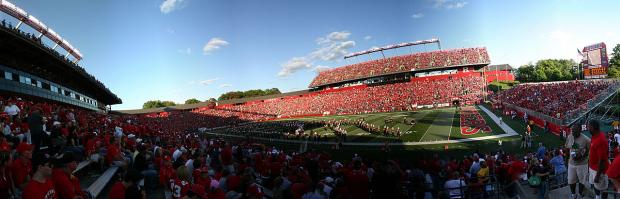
<box><xmin>608</xmin><ymin>153</ymin><xmax>620</xmax><ymax>193</ymax></box>
<box><xmin>105</xmin><ymin>137</ymin><xmax>127</xmax><ymax>169</ymax></box>
<box><xmin>22</xmin><ymin>153</ymin><xmax>56</xmax><ymax>199</ymax></box>
<box><xmin>51</xmin><ymin>152</ymin><xmax>86</xmax><ymax>199</ymax></box>
<box><xmin>109</xmin><ymin>169</ymin><xmax>144</xmax><ymax>199</ymax></box>
<box><xmin>171</xmin><ymin>165</ymin><xmax>193</xmax><ymax>199</ymax></box>
<box><xmin>345</xmin><ymin>160</ymin><xmax>369</xmax><ymax>199</ymax></box>
<box><xmin>0</xmin><ymin>141</ymin><xmax>13</xmax><ymax>198</ymax></box>
<box><xmin>588</xmin><ymin>120</ymin><xmax>609</xmax><ymax>199</ymax></box>
<box><xmin>11</xmin><ymin>142</ymin><xmax>33</xmax><ymax>192</ymax></box>
<box><xmin>220</xmin><ymin>144</ymin><xmax>234</xmax><ymax>173</ymax></box>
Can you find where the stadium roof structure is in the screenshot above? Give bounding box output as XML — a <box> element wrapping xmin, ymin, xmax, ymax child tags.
<box><xmin>485</xmin><ymin>64</ymin><xmax>513</xmax><ymax>71</ymax></box>
<box><xmin>0</xmin><ymin>21</ymin><xmax>121</xmax><ymax>105</ymax></box>
<box><xmin>0</xmin><ymin>0</ymin><xmax>82</xmax><ymax>62</ymax></box>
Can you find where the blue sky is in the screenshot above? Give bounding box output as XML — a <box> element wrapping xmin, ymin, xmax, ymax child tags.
<box><xmin>2</xmin><ymin>0</ymin><xmax>619</xmax><ymax>109</ymax></box>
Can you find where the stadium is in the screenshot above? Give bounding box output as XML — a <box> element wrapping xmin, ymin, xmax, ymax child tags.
<box><xmin>1</xmin><ymin>0</ymin><xmax>620</xmax><ymax>199</ymax></box>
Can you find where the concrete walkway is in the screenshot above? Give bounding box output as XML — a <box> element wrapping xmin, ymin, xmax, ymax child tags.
<box><xmin>204</xmin><ymin>105</ymin><xmax>520</xmax><ymax>146</ymax></box>
<box><xmin>478</xmin><ymin>105</ymin><xmax>519</xmax><ymax>136</ymax></box>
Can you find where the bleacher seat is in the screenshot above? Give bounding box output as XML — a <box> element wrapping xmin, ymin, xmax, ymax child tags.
<box><xmin>86</xmin><ymin>166</ymin><xmax>119</xmax><ymax>198</ymax></box>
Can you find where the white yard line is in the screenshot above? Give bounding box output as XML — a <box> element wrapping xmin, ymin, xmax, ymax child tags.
<box><xmin>447</xmin><ymin>109</ymin><xmax>456</xmax><ymax>141</ymax></box>
<box><xmin>419</xmin><ymin>108</ymin><xmax>454</xmax><ymax>142</ymax></box>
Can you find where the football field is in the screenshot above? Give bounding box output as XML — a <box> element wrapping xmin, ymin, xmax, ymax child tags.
<box><xmin>284</xmin><ymin>105</ymin><xmax>507</xmax><ymax>143</ymax></box>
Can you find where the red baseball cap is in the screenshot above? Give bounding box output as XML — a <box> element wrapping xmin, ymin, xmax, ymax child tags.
<box><xmin>17</xmin><ymin>142</ymin><xmax>33</xmax><ymax>153</ymax></box>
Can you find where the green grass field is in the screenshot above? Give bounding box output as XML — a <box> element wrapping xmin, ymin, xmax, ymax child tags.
<box><xmin>207</xmin><ymin>103</ymin><xmax>566</xmax><ymax>161</ymax></box>
<box><xmin>280</xmin><ymin>105</ymin><xmax>506</xmax><ymax>143</ymax></box>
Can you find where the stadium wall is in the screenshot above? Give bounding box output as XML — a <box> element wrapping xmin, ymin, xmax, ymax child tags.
<box><xmin>496</xmin><ymin>106</ymin><xmax>569</xmax><ymax>135</ymax></box>
<box><xmin>485</xmin><ymin>71</ymin><xmax>515</xmax><ymax>82</ymax></box>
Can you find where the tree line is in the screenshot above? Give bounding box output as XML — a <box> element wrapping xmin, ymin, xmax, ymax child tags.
<box><xmin>515</xmin><ymin>43</ymin><xmax>620</xmax><ymax>82</ymax></box>
<box><xmin>142</xmin><ymin>88</ymin><xmax>280</xmax><ymax>109</ymax></box>
<box><xmin>217</xmin><ymin>88</ymin><xmax>281</xmax><ymax>101</ymax></box>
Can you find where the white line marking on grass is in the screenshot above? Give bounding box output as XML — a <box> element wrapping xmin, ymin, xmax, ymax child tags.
<box><xmin>417</xmin><ymin>111</ymin><xmax>437</xmax><ymax>142</ymax></box>
<box><xmin>447</xmin><ymin>108</ymin><xmax>456</xmax><ymax>141</ymax></box>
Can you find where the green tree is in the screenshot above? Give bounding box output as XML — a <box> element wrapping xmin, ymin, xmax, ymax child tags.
<box><xmin>143</xmin><ymin>100</ymin><xmax>163</xmax><ymax>109</ymax></box>
<box><xmin>608</xmin><ymin>43</ymin><xmax>620</xmax><ymax>78</ymax></box>
<box><xmin>142</xmin><ymin>100</ymin><xmax>177</xmax><ymax>109</ymax></box>
<box><xmin>185</xmin><ymin>98</ymin><xmax>201</xmax><ymax>104</ymax></box>
<box><xmin>161</xmin><ymin>101</ymin><xmax>176</xmax><ymax>107</ymax></box>
<box><xmin>514</xmin><ymin>59</ymin><xmax>577</xmax><ymax>82</ymax></box>
<box><xmin>218</xmin><ymin>88</ymin><xmax>281</xmax><ymax>101</ymax></box>
<box><xmin>206</xmin><ymin>98</ymin><xmax>217</xmax><ymax>102</ymax></box>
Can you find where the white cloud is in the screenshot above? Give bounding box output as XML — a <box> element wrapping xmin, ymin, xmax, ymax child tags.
<box><xmin>412</xmin><ymin>13</ymin><xmax>424</xmax><ymax>19</ymax></box>
<box><xmin>219</xmin><ymin>84</ymin><xmax>232</xmax><ymax>88</ymax></box>
<box><xmin>313</xmin><ymin>65</ymin><xmax>331</xmax><ymax>73</ymax></box>
<box><xmin>309</xmin><ymin>40</ymin><xmax>356</xmax><ymax>61</ymax></box>
<box><xmin>433</xmin><ymin>0</ymin><xmax>468</xmax><ymax>10</ymax></box>
<box><xmin>166</xmin><ymin>28</ymin><xmax>175</xmax><ymax>34</ymax></box>
<box><xmin>316</xmin><ymin>31</ymin><xmax>351</xmax><ymax>44</ymax></box>
<box><xmin>160</xmin><ymin>0</ymin><xmax>186</xmax><ymax>14</ymax></box>
<box><xmin>203</xmin><ymin>38</ymin><xmax>229</xmax><ymax>54</ymax></box>
<box><xmin>364</xmin><ymin>36</ymin><xmax>372</xmax><ymax>40</ymax></box>
<box><xmin>278</xmin><ymin>57</ymin><xmax>312</xmax><ymax>77</ymax></box>
<box><xmin>199</xmin><ymin>78</ymin><xmax>220</xmax><ymax>86</ymax></box>
<box><xmin>278</xmin><ymin>31</ymin><xmax>357</xmax><ymax>77</ymax></box>
<box><xmin>177</xmin><ymin>48</ymin><xmax>192</xmax><ymax>54</ymax></box>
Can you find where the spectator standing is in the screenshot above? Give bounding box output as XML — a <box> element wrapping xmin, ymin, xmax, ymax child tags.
<box><xmin>536</xmin><ymin>143</ymin><xmax>546</xmax><ymax>160</ymax></box>
<box><xmin>533</xmin><ymin>159</ymin><xmax>550</xmax><ymax>199</ymax></box>
<box><xmin>27</xmin><ymin>109</ymin><xmax>44</xmax><ymax>151</ymax></box>
<box><xmin>588</xmin><ymin>120</ymin><xmax>609</xmax><ymax>199</ymax></box>
<box><xmin>549</xmin><ymin>150</ymin><xmax>566</xmax><ymax>185</ymax></box>
<box><xmin>444</xmin><ymin>171</ymin><xmax>466</xmax><ymax>199</ymax></box>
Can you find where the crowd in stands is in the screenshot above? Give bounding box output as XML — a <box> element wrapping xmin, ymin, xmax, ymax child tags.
<box><xmin>0</xmin><ymin>19</ymin><xmax>119</xmax><ymax>100</ymax></box>
<box><xmin>309</xmin><ymin>48</ymin><xmax>490</xmax><ymax>87</ymax></box>
<box><xmin>492</xmin><ymin>80</ymin><xmax>616</xmax><ymax>119</ymax></box>
<box><xmin>219</xmin><ymin>75</ymin><xmax>485</xmax><ymax>119</ymax></box>
<box><xmin>1</xmin><ymin>89</ymin><xmax>620</xmax><ymax>199</ymax></box>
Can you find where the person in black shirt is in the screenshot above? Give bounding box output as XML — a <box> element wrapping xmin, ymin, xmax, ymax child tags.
<box><xmin>27</xmin><ymin>109</ymin><xmax>44</xmax><ymax>152</ymax></box>
<box><xmin>533</xmin><ymin>160</ymin><xmax>550</xmax><ymax>199</ymax></box>
<box><xmin>133</xmin><ymin>144</ymin><xmax>157</xmax><ymax>190</ymax></box>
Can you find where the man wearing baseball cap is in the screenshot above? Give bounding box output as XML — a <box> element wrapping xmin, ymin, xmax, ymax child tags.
<box><xmin>52</xmin><ymin>152</ymin><xmax>86</xmax><ymax>199</ymax></box>
<box><xmin>10</xmin><ymin>142</ymin><xmax>33</xmax><ymax>195</ymax></box>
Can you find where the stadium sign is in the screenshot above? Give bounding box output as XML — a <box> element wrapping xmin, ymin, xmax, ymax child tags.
<box><xmin>580</xmin><ymin>42</ymin><xmax>609</xmax><ymax>79</ymax></box>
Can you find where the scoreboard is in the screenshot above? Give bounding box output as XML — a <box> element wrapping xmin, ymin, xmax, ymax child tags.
<box><xmin>582</xmin><ymin>42</ymin><xmax>609</xmax><ymax>79</ymax></box>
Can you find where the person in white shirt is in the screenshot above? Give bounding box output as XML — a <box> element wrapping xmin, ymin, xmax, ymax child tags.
<box><xmin>444</xmin><ymin>171</ymin><xmax>467</xmax><ymax>199</ymax></box>
<box><xmin>172</xmin><ymin>147</ymin><xmax>183</xmax><ymax>162</ymax></box>
<box><xmin>4</xmin><ymin>101</ymin><xmax>20</xmax><ymax>121</ymax></box>
<box><xmin>614</xmin><ymin>132</ymin><xmax>620</xmax><ymax>145</ymax></box>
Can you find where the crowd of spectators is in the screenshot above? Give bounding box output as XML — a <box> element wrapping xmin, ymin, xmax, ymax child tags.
<box><xmin>221</xmin><ymin>74</ymin><xmax>485</xmax><ymax>119</ymax></box>
<box><xmin>1</xmin><ymin>88</ymin><xmax>620</xmax><ymax>199</ymax></box>
<box><xmin>123</xmin><ymin>74</ymin><xmax>485</xmax><ymax>136</ymax></box>
<box><xmin>309</xmin><ymin>48</ymin><xmax>490</xmax><ymax>87</ymax></box>
<box><xmin>492</xmin><ymin>80</ymin><xmax>616</xmax><ymax>119</ymax></box>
